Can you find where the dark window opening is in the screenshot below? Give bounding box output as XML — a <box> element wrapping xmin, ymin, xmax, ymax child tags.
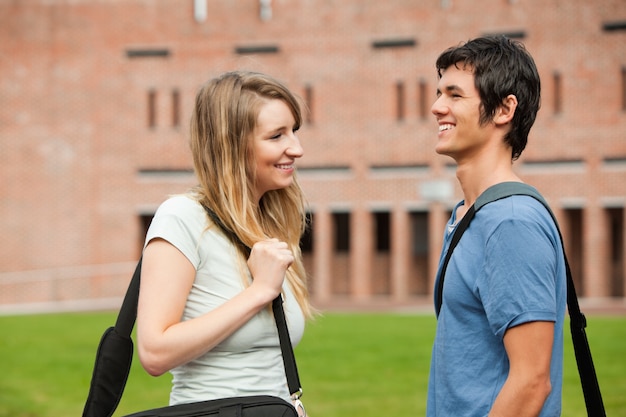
<box><xmin>333</xmin><ymin>212</ymin><xmax>350</xmax><ymax>253</ymax></box>
<box><xmin>235</xmin><ymin>45</ymin><xmax>279</xmax><ymax>54</ymax></box>
<box><xmin>331</xmin><ymin>211</ymin><xmax>351</xmax><ymax>295</ymax></box>
<box><xmin>372</xmin><ymin>38</ymin><xmax>416</xmax><ymax>49</ymax></box>
<box><xmin>172</xmin><ymin>89</ymin><xmax>180</xmax><ymax>127</ymax></box>
<box><xmin>553</xmin><ymin>72</ymin><xmax>562</xmax><ymax>114</ymax></box>
<box><xmin>300</xmin><ymin>212</ymin><xmax>314</xmax><ymax>253</ymax></box>
<box><xmin>126</xmin><ymin>48</ymin><xmax>170</xmax><ymax>58</ymax></box>
<box><xmin>396</xmin><ymin>81</ymin><xmax>405</xmax><ymax>122</ymax></box>
<box><xmin>602</xmin><ymin>21</ymin><xmax>626</xmax><ymax>32</ymax></box>
<box><xmin>304</xmin><ymin>84</ymin><xmax>314</xmax><ymax>124</ymax></box>
<box><xmin>410</xmin><ymin>211</ymin><xmax>430</xmax><ymax>295</ymax></box>
<box><xmin>374</xmin><ymin>212</ymin><xmax>390</xmax><ymax>252</ymax></box>
<box><xmin>148</xmin><ymin>89</ymin><xmax>157</xmax><ymax>128</ymax></box>
<box><xmin>139</xmin><ymin>213</ymin><xmax>154</xmax><ymax>251</ymax></box>
<box><xmin>565</xmin><ymin>208</ymin><xmax>584</xmax><ymax>295</ymax></box>
<box><xmin>608</xmin><ymin>208</ymin><xmax>624</xmax><ymax>297</ymax></box>
<box><xmin>418</xmin><ymin>78</ymin><xmax>428</xmax><ymax>120</ymax></box>
<box><xmin>621</xmin><ymin>67</ymin><xmax>626</xmax><ymax>112</ymax></box>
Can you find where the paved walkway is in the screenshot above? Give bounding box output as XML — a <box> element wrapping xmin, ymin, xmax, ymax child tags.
<box><xmin>1</xmin><ymin>296</ymin><xmax>625</xmax><ymax>316</ymax></box>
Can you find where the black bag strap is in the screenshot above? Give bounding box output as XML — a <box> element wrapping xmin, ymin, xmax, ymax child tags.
<box><xmin>113</xmin><ymin>260</ymin><xmax>302</xmax><ymax>397</ymax></box>
<box><xmin>202</xmin><ymin>206</ymin><xmax>302</xmax><ymax>398</ymax></box>
<box><xmin>435</xmin><ymin>181</ymin><xmax>605</xmax><ymax>416</ymax></box>
<box><xmin>83</xmin><ymin>208</ymin><xmax>303</xmax><ymax>417</ymax></box>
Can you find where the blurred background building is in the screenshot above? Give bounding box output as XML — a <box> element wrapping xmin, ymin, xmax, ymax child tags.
<box><xmin>1</xmin><ymin>0</ymin><xmax>625</xmax><ymax>313</ymax></box>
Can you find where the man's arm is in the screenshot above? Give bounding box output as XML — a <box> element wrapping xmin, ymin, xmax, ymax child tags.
<box><xmin>488</xmin><ymin>321</ymin><xmax>554</xmax><ymax>417</ymax></box>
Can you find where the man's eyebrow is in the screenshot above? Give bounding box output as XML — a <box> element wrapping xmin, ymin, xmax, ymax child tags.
<box><xmin>436</xmin><ymin>84</ymin><xmax>464</xmax><ymax>96</ymax></box>
<box><xmin>445</xmin><ymin>84</ymin><xmax>463</xmax><ymax>93</ymax></box>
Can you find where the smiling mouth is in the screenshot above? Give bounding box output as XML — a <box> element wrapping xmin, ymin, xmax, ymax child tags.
<box><xmin>438</xmin><ymin>124</ymin><xmax>454</xmax><ymax>132</ymax></box>
<box><xmin>275</xmin><ymin>164</ymin><xmax>294</xmax><ymax>170</ymax></box>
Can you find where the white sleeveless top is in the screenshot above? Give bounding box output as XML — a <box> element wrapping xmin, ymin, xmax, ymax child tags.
<box><xmin>144</xmin><ymin>195</ymin><xmax>305</xmax><ymax>405</ymax></box>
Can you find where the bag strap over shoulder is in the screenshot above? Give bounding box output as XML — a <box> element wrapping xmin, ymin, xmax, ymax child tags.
<box><xmin>83</xmin><ymin>207</ymin><xmax>303</xmax><ymax>417</ymax></box>
<box><xmin>434</xmin><ymin>181</ymin><xmax>605</xmax><ymax>416</ymax></box>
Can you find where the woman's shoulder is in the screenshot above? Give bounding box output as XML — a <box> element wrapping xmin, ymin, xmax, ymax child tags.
<box><xmin>157</xmin><ymin>194</ymin><xmax>203</xmax><ymax>215</ymax></box>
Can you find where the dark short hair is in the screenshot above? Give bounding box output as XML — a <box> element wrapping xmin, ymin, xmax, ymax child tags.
<box><xmin>435</xmin><ymin>36</ymin><xmax>541</xmax><ymax>160</ymax></box>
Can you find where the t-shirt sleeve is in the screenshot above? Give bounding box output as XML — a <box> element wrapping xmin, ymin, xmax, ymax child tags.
<box><xmin>144</xmin><ymin>195</ymin><xmax>206</xmax><ymax>268</ymax></box>
<box><xmin>481</xmin><ymin>217</ymin><xmax>559</xmax><ymax>338</ymax></box>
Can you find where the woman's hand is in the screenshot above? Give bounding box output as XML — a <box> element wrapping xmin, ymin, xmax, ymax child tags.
<box><xmin>247</xmin><ymin>238</ymin><xmax>294</xmax><ymax>302</ymax></box>
<box><xmin>138</xmin><ymin>237</ymin><xmax>294</xmax><ymax>375</ymax></box>
<box><xmin>293</xmin><ymin>398</ymin><xmax>307</xmax><ymax>416</ymax></box>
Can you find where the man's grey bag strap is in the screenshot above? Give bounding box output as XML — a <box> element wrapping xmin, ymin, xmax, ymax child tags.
<box><xmin>435</xmin><ymin>181</ymin><xmax>605</xmax><ymax>417</ymax></box>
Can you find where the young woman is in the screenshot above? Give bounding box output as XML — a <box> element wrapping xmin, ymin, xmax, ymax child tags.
<box><xmin>136</xmin><ymin>71</ymin><xmax>312</xmax><ymax>414</ymax></box>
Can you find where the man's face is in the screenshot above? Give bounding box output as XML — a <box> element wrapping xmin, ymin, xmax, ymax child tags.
<box><xmin>431</xmin><ymin>65</ymin><xmax>492</xmax><ymax>162</ymax></box>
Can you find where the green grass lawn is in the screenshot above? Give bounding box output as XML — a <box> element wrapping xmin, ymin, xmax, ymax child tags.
<box><xmin>0</xmin><ymin>311</ymin><xmax>624</xmax><ymax>417</ymax></box>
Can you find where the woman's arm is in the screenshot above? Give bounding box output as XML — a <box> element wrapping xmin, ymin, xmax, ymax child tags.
<box><xmin>137</xmin><ymin>237</ymin><xmax>293</xmax><ymax>376</ymax></box>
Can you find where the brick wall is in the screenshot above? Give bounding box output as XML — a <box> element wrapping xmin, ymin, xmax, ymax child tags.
<box><xmin>1</xmin><ymin>0</ymin><xmax>625</xmax><ymax>312</ymax></box>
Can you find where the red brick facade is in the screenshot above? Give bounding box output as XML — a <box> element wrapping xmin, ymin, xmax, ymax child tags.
<box><xmin>1</xmin><ymin>0</ymin><xmax>625</xmax><ymax>312</ymax></box>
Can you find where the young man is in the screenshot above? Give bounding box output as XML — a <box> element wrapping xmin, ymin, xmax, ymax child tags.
<box><xmin>427</xmin><ymin>36</ymin><xmax>567</xmax><ymax>417</ymax></box>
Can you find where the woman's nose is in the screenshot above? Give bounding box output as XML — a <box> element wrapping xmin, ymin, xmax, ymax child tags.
<box><xmin>287</xmin><ymin>134</ymin><xmax>304</xmax><ymax>158</ymax></box>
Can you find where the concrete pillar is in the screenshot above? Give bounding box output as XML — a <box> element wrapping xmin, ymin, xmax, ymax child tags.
<box><xmin>390</xmin><ymin>207</ymin><xmax>410</xmax><ymax>301</ymax></box>
<box><xmin>428</xmin><ymin>202</ymin><xmax>448</xmax><ymax>297</ymax></box>
<box><xmin>312</xmin><ymin>208</ymin><xmax>332</xmax><ymax>302</ymax></box>
<box><xmin>584</xmin><ymin>204</ymin><xmax>610</xmax><ymax>297</ymax></box>
<box><xmin>350</xmin><ymin>207</ymin><xmax>372</xmax><ymax>299</ymax></box>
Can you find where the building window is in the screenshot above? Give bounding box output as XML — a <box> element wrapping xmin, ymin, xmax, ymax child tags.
<box><xmin>172</xmin><ymin>89</ymin><xmax>180</xmax><ymax>128</ymax></box>
<box><xmin>373</xmin><ymin>211</ymin><xmax>391</xmax><ymax>295</ymax></box>
<box><xmin>332</xmin><ymin>211</ymin><xmax>351</xmax><ymax>295</ymax></box>
<box><xmin>418</xmin><ymin>78</ymin><xmax>428</xmax><ymax>120</ymax></box>
<box><xmin>371</xmin><ymin>38</ymin><xmax>416</xmax><ymax>49</ymax></box>
<box><xmin>553</xmin><ymin>71</ymin><xmax>562</xmax><ymax>114</ymax></box>
<box><xmin>410</xmin><ymin>211</ymin><xmax>430</xmax><ymax>295</ymax></box>
<box><xmin>564</xmin><ymin>208</ymin><xmax>584</xmax><ymax>294</ymax></box>
<box><xmin>304</xmin><ymin>84</ymin><xmax>314</xmax><ymax>124</ymax></box>
<box><xmin>126</xmin><ymin>49</ymin><xmax>170</xmax><ymax>58</ymax></box>
<box><xmin>374</xmin><ymin>212</ymin><xmax>390</xmax><ymax>252</ymax></box>
<box><xmin>300</xmin><ymin>212</ymin><xmax>314</xmax><ymax>253</ymax></box>
<box><xmin>148</xmin><ymin>89</ymin><xmax>157</xmax><ymax>128</ymax></box>
<box><xmin>622</xmin><ymin>67</ymin><xmax>626</xmax><ymax>112</ymax></box>
<box><xmin>607</xmin><ymin>207</ymin><xmax>624</xmax><ymax>297</ymax></box>
<box><xmin>234</xmin><ymin>45</ymin><xmax>279</xmax><ymax>54</ymax></box>
<box><xmin>396</xmin><ymin>80</ymin><xmax>405</xmax><ymax>122</ymax></box>
<box><xmin>602</xmin><ymin>21</ymin><xmax>626</xmax><ymax>32</ymax></box>
<box><xmin>333</xmin><ymin>212</ymin><xmax>350</xmax><ymax>253</ymax></box>
<box><xmin>139</xmin><ymin>213</ymin><xmax>155</xmax><ymax>250</ymax></box>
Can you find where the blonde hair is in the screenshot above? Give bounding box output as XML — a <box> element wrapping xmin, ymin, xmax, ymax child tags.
<box><xmin>189</xmin><ymin>71</ymin><xmax>312</xmax><ymax>318</ymax></box>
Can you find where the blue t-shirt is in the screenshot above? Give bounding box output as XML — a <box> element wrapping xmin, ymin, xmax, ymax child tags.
<box><xmin>427</xmin><ymin>195</ymin><xmax>567</xmax><ymax>417</ymax></box>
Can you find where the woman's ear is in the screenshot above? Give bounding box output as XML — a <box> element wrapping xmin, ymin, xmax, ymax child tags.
<box><xmin>494</xmin><ymin>94</ymin><xmax>518</xmax><ymax>126</ymax></box>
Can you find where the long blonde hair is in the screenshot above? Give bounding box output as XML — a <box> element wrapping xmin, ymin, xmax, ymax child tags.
<box><xmin>189</xmin><ymin>71</ymin><xmax>312</xmax><ymax>318</ymax></box>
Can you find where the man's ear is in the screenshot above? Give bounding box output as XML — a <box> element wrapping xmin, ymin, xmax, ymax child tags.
<box><xmin>494</xmin><ymin>94</ymin><xmax>518</xmax><ymax>126</ymax></box>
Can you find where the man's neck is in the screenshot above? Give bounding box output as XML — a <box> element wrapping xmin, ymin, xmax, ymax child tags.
<box><xmin>455</xmin><ymin>156</ymin><xmax>521</xmax><ymax>208</ymax></box>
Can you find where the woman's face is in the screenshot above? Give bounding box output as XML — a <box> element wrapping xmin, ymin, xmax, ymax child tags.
<box><xmin>251</xmin><ymin>99</ymin><xmax>303</xmax><ymax>202</ymax></box>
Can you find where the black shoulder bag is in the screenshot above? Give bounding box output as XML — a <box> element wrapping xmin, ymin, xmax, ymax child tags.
<box><xmin>435</xmin><ymin>181</ymin><xmax>605</xmax><ymax>417</ymax></box>
<box><xmin>82</xmin><ymin>208</ymin><xmax>305</xmax><ymax>417</ymax></box>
